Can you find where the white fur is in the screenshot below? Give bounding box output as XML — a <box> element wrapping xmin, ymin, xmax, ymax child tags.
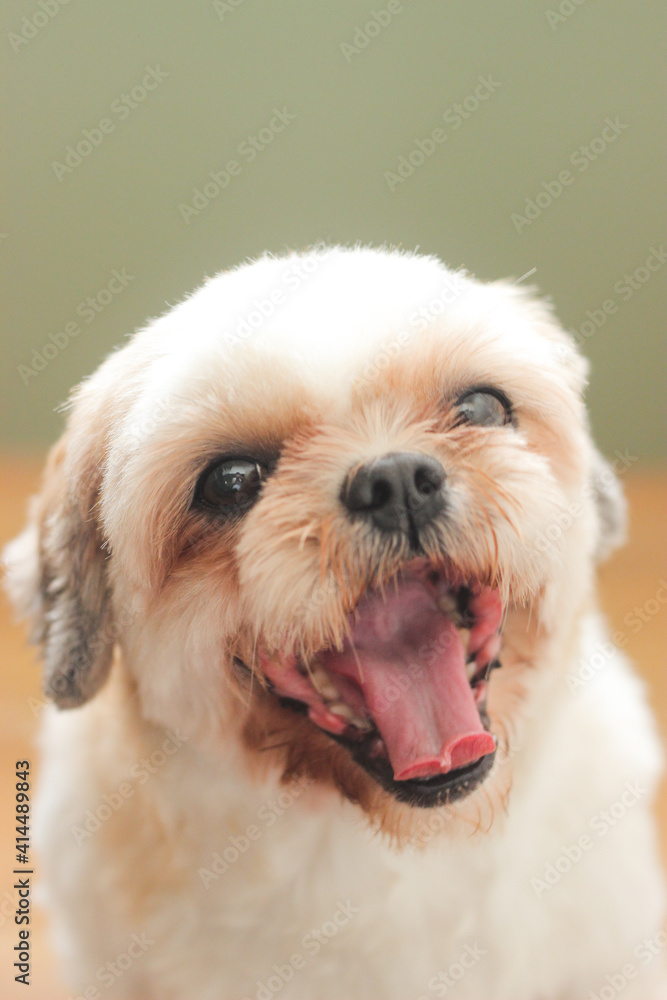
<box><xmin>6</xmin><ymin>246</ymin><xmax>665</xmax><ymax>998</ymax></box>
<box><xmin>34</xmin><ymin>619</ymin><xmax>665</xmax><ymax>999</ymax></box>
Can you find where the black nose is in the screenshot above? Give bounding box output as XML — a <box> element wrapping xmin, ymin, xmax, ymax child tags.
<box><xmin>342</xmin><ymin>452</ymin><xmax>445</xmax><ymax>534</ymax></box>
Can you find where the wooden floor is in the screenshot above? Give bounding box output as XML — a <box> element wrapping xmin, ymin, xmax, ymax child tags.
<box><xmin>0</xmin><ymin>456</ymin><xmax>665</xmax><ymax>998</ymax></box>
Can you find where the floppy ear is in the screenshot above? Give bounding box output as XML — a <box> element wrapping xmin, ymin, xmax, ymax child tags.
<box><xmin>4</xmin><ymin>429</ymin><xmax>114</xmax><ymax>708</ymax></box>
<box><xmin>590</xmin><ymin>447</ymin><xmax>627</xmax><ymax>564</ymax></box>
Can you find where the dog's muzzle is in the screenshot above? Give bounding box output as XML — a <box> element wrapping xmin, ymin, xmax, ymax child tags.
<box><xmin>253</xmin><ymin>558</ymin><xmax>503</xmax><ymax>808</ymax></box>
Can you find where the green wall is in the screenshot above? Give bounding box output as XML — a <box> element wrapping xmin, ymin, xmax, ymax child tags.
<box><xmin>2</xmin><ymin>0</ymin><xmax>664</xmax><ymax>458</ymax></box>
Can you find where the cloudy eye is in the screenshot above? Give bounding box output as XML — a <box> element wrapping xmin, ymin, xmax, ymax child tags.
<box><xmin>196</xmin><ymin>458</ymin><xmax>265</xmax><ymax>511</ymax></box>
<box><xmin>456</xmin><ymin>388</ymin><xmax>513</xmax><ymax>428</ymax></box>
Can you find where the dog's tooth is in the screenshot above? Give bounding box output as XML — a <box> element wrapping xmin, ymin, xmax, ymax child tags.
<box><xmin>437</xmin><ymin>592</ymin><xmax>458</xmax><ymax>618</ymax></box>
<box><xmin>309</xmin><ymin>664</ymin><xmax>339</xmax><ymax>700</ymax></box>
<box><xmin>466</xmin><ymin>659</ymin><xmax>478</xmax><ymax>682</ymax></box>
<box><xmin>330</xmin><ymin>701</ymin><xmax>354</xmax><ymax>720</ymax></box>
<box><xmin>459</xmin><ymin>628</ymin><xmax>471</xmax><ymax>655</ymax></box>
<box><xmin>330</xmin><ymin>702</ymin><xmax>370</xmax><ymax>730</ymax></box>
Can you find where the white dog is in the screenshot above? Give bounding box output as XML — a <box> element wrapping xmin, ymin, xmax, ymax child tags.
<box><xmin>5</xmin><ymin>246</ymin><xmax>666</xmax><ymax>999</ymax></box>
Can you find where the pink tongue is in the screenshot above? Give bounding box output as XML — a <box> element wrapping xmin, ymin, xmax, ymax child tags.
<box><xmin>320</xmin><ymin>581</ymin><xmax>495</xmax><ymax>781</ymax></box>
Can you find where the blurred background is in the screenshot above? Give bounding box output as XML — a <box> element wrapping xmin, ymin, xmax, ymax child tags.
<box><xmin>1</xmin><ymin>1</ymin><xmax>665</xmax><ymax>996</ymax></box>
<box><xmin>1</xmin><ymin>0</ymin><xmax>665</xmax><ymax>457</ymax></box>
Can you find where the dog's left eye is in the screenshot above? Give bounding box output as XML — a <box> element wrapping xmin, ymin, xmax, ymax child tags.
<box><xmin>456</xmin><ymin>389</ymin><xmax>512</xmax><ymax>428</ymax></box>
<box><xmin>196</xmin><ymin>458</ymin><xmax>266</xmax><ymax>511</ymax></box>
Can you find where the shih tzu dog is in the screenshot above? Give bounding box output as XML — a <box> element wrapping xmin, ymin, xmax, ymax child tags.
<box><xmin>5</xmin><ymin>246</ymin><xmax>666</xmax><ymax>999</ymax></box>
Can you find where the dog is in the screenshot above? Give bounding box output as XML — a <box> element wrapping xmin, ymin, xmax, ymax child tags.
<box><xmin>5</xmin><ymin>245</ymin><xmax>666</xmax><ymax>999</ymax></box>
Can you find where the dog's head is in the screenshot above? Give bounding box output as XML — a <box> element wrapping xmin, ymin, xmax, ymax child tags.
<box><xmin>5</xmin><ymin>247</ymin><xmax>624</xmax><ymax>838</ymax></box>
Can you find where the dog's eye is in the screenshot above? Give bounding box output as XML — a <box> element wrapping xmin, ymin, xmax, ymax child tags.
<box><xmin>456</xmin><ymin>389</ymin><xmax>512</xmax><ymax>428</ymax></box>
<box><xmin>196</xmin><ymin>458</ymin><xmax>265</xmax><ymax>511</ymax></box>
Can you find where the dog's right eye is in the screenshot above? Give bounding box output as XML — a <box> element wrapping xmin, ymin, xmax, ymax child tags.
<box><xmin>455</xmin><ymin>388</ymin><xmax>513</xmax><ymax>428</ymax></box>
<box><xmin>195</xmin><ymin>458</ymin><xmax>266</xmax><ymax>512</ymax></box>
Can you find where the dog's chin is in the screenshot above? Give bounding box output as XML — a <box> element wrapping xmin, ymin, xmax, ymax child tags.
<box><xmin>238</xmin><ymin>557</ymin><xmax>506</xmax><ymax>810</ymax></box>
<box><xmin>305</xmin><ymin>725</ymin><xmax>497</xmax><ymax>809</ymax></box>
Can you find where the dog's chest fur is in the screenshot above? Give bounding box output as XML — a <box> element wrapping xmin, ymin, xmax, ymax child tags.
<box><xmin>34</xmin><ymin>614</ymin><xmax>665</xmax><ymax>1000</ymax></box>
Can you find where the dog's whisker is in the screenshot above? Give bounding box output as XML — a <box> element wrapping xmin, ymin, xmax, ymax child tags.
<box><xmin>257</xmin><ymin>740</ymin><xmax>293</xmax><ymax>754</ymax></box>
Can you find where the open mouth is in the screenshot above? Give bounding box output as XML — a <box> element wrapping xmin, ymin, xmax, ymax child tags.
<box><xmin>252</xmin><ymin>559</ymin><xmax>504</xmax><ymax>808</ymax></box>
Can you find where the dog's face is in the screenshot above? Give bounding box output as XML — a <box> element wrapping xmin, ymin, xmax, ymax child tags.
<box><xmin>6</xmin><ymin>247</ymin><xmax>622</xmax><ymax>839</ymax></box>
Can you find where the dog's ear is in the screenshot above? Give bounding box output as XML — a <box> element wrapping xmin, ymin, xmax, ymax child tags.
<box><xmin>4</xmin><ymin>425</ymin><xmax>114</xmax><ymax>709</ymax></box>
<box><xmin>590</xmin><ymin>448</ymin><xmax>627</xmax><ymax>564</ymax></box>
